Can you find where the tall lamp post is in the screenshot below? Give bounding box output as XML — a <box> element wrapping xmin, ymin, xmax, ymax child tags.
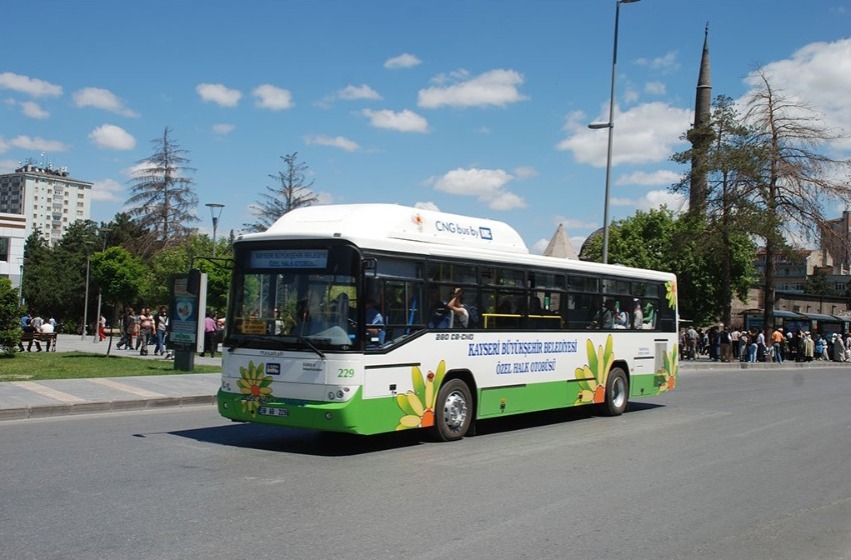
<box><xmin>589</xmin><ymin>0</ymin><xmax>641</xmax><ymax>265</ymax></box>
<box><xmin>81</xmin><ymin>241</ymin><xmax>94</xmax><ymax>340</ymax></box>
<box><xmin>92</xmin><ymin>228</ymin><xmax>112</xmax><ymax>343</ymax></box>
<box><xmin>206</xmin><ymin>203</ymin><xmax>225</xmax><ymax>258</ymax></box>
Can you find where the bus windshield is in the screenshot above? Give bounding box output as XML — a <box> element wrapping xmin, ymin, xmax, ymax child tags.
<box><xmin>227</xmin><ymin>242</ymin><xmax>361</xmax><ymax>351</ymax></box>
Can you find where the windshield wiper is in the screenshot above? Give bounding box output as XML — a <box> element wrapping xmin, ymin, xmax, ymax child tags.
<box><xmin>296</xmin><ymin>336</ymin><xmax>326</xmax><ymax>359</ymax></box>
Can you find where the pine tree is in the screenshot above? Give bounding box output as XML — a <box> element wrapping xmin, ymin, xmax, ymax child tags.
<box><xmin>127</xmin><ymin>126</ymin><xmax>199</xmax><ymax>249</ymax></box>
<box><xmin>244</xmin><ymin>152</ymin><xmax>318</xmax><ymax>232</ymax></box>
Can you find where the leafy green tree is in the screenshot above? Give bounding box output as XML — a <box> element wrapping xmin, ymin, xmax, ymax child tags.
<box><xmin>580</xmin><ymin>207</ymin><xmax>755</xmax><ymax>326</ymax></box>
<box><xmin>244</xmin><ymin>152</ymin><xmax>318</xmax><ymax>232</ymax></box>
<box><xmin>90</xmin><ymin>247</ymin><xmax>149</xmax><ymax>324</ymax></box>
<box><xmin>672</xmin><ymin>95</ymin><xmax>765</xmax><ymax>326</ymax></box>
<box><xmin>127</xmin><ymin>126</ymin><xmax>199</xmax><ymax>252</ymax></box>
<box><xmin>100</xmin><ymin>212</ymin><xmax>148</xmax><ymax>257</ymax></box>
<box><xmin>142</xmin><ymin>234</ymin><xmax>232</xmax><ymax>314</ymax></box>
<box><xmin>55</xmin><ymin>220</ymin><xmax>100</xmax><ymax>330</ymax></box>
<box><xmin>20</xmin><ymin>228</ymin><xmax>59</xmax><ymax>317</ymax></box>
<box><xmin>804</xmin><ymin>267</ymin><xmax>837</xmax><ymax>297</ymax></box>
<box><xmin>0</xmin><ymin>278</ymin><xmax>23</xmax><ymax>356</ymax></box>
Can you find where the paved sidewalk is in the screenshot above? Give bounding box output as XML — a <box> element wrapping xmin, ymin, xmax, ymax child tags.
<box><xmin>0</xmin><ymin>334</ymin><xmax>221</xmax><ymax>422</ymax></box>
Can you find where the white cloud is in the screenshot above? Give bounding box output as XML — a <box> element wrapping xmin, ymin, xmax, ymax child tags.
<box><xmin>384</xmin><ymin>53</ymin><xmax>421</xmax><ymax>69</ymax></box>
<box><xmin>554</xmin><ymin>216</ymin><xmax>599</xmax><ymax>231</ymax></box>
<box><xmin>427</xmin><ymin>167</ymin><xmax>526</xmax><ymax>211</ymax></box>
<box><xmin>635</xmin><ymin>189</ymin><xmax>688</xmax><ymax>213</ymax></box>
<box><xmin>635</xmin><ymin>50</ymin><xmax>679</xmax><ymax>72</ymax></box>
<box><xmin>20</xmin><ymin>101</ymin><xmax>48</xmax><ymax>119</ymax></box>
<box><xmin>88</xmin><ymin>124</ymin><xmax>136</xmax><ymax>150</ymax></box>
<box><xmin>512</xmin><ymin>166</ymin><xmax>538</xmax><ymax>180</ymax></box>
<box><xmin>611</xmin><ymin>190</ymin><xmax>688</xmax><ymax>213</ymax></box>
<box><xmin>624</xmin><ymin>89</ymin><xmax>640</xmax><ymax>104</ymax></box>
<box><xmin>72</xmin><ymin>87</ymin><xmax>138</xmax><ymax>117</ymax></box>
<box><xmin>0</xmin><ymin>159</ymin><xmax>19</xmax><ymax>173</ymax></box>
<box><xmin>196</xmin><ymin>83</ymin><xmax>242</xmax><ymax>107</ymax></box>
<box><xmin>616</xmin><ymin>169</ymin><xmax>683</xmax><ymax>186</ymax></box>
<box><xmin>361</xmin><ymin>109</ymin><xmax>429</xmax><ymax>133</ymax></box>
<box><xmin>0</xmin><ymin>72</ymin><xmax>62</xmax><ymax>97</ymax></box>
<box><xmin>5</xmin><ymin>135</ymin><xmax>68</xmax><ymax>152</ymax></box>
<box><xmin>418</xmin><ymin>69</ymin><xmax>528</xmax><ymax>109</ymax></box>
<box><xmin>90</xmin><ymin>178</ymin><xmax>124</xmax><ymax>202</ymax></box>
<box><xmin>305</xmin><ymin>134</ymin><xmax>360</xmax><ymax>152</ymax></box>
<box><xmin>741</xmin><ymin>38</ymin><xmax>851</xmax><ymax>151</ymax></box>
<box><xmin>531</xmin><ymin>238</ymin><xmax>549</xmax><ymax>254</ymax></box>
<box><xmin>556</xmin><ymin>101</ymin><xmax>692</xmax><ymax>166</ymax></box>
<box><xmin>212</xmin><ymin>123</ymin><xmax>235</xmax><ymax>135</ymax></box>
<box><xmin>645</xmin><ymin>81</ymin><xmax>666</xmax><ymax>95</ymax></box>
<box><xmin>338</xmin><ymin>84</ymin><xmax>381</xmax><ymax>100</ymax></box>
<box><xmin>317</xmin><ymin>84</ymin><xmax>381</xmax><ymax>109</ymax></box>
<box><xmin>414</xmin><ymin>201</ymin><xmax>441</xmax><ymax>212</ymax></box>
<box><xmin>252</xmin><ymin>84</ymin><xmax>294</xmax><ymax>110</ymax></box>
<box><xmin>314</xmin><ymin>191</ymin><xmax>335</xmax><ymax>205</ymax></box>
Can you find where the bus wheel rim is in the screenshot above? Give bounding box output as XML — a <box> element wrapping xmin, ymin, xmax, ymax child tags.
<box><xmin>443</xmin><ymin>390</ymin><xmax>468</xmax><ymax>431</ymax></box>
<box><xmin>612</xmin><ymin>376</ymin><xmax>626</xmax><ymax>409</ymax></box>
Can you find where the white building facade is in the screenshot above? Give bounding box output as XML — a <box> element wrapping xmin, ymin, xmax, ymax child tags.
<box><xmin>0</xmin><ymin>213</ymin><xmax>27</xmax><ymax>290</ymax></box>
<box><xmin>0</xmin><ymin>164</ymin><xmax>93</xmax><ymax>245</ymax></box>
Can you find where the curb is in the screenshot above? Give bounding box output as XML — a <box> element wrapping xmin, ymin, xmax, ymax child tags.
<box><xmin>0</xmin><ymin>395</ymin><xmax>216</xmax><ymax>421</ymax></box>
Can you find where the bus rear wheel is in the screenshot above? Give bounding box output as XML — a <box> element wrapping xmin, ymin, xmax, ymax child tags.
<box><xmin>433</xmin><ymin>378</ymin><xmax>472</xmax><ymax>442</ymax></box>
<box><xmin>599</xmin><ymin>367</ymin><xmax>629</xmax><ymax>416</ymax></box>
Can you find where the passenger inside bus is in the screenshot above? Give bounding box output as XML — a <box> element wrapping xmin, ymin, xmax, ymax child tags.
<box><xmin>365</xmin><ymin>298</ymin><xmax>385</xmax><ymax>346</ymax></box>
<box><xmin>601</xmin><ymin>299</ymin><xmax>617</xmax><ymax>329</ymax></box>
<box><xmin>446</xmin><ymin>287</ymin><xmax>469</xmax><ymax>328</ymax></box>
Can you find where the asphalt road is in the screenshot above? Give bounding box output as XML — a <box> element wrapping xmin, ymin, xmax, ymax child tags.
<box><xmin>2</xmin><ymin>365</ymin><xmax>850</xmax><ymax>560</ymax></box>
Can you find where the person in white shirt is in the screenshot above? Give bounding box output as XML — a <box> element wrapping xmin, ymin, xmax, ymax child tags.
<box><xmin>38</xmin><ymin>320</ymin><xmax>54</xmax><ymax>351</ymax></box>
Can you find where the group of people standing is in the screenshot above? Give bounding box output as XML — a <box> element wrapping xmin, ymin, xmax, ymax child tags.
<box><xmin>681</xmin><ymin>324</ymin><xmax>851</xmax><ymax>363</ymax></box>
<box><xmin>113</xmin><ymin>306</ymin><xmax>170</xmax><ymax>356</ymax></box>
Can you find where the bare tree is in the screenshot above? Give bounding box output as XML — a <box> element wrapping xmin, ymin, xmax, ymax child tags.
<box><xmin>743</xmin><ymin>70</ymin><xmax>851</xmax><ymax>329</ymax></box>
<box><xmin>243</xmin><ymin>152</ymin><xmax>318</xmax><ymax>232</ymax></box>
<box><xmin>127</xmin><ymin>126</ymin><xmax>199</xmax><ymax>250</ymax></box>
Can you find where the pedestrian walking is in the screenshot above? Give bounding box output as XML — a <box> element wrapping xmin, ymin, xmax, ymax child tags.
<box><xmin>154</xmin><ymin>306</ymin><xmax>169</xmax><ymax>356</ymax></box>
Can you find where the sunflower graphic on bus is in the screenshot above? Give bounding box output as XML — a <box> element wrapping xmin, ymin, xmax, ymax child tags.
<box><xmin>237</xmin><ymin>360</ymin><xmax>273</xmax><ymax>416</ymax></box>
<box><xmin>396</xmin><ymin>361</ymin><xmax>447</xmax><ymax>430</ymax></box>
<box><xmin>574</xmin><ymin>334</ymin><xmax>615</xmax><ymax>405</ymax></box>
<box><xmin>655</xmin><ymin>345</ymin><xmax>678</xmax><ymax>392</ymax></box>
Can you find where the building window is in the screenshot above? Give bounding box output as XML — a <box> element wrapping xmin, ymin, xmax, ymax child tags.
<box><xmin>0</xmin><ymin>238</ymin><xmax>8</xmax><ymax>262</ymax></box>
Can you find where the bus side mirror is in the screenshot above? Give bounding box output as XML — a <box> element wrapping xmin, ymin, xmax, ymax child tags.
<box><xmin>187</xmin><ymin>268</ymin><xmax>202</xmax><ymax>295</ymax></box>
<box><xmin>363</xmin><ymin>258</ymin><xmax>378</xmax><ymax>277</ymax></box>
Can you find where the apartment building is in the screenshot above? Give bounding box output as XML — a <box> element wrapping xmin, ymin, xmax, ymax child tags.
<box><xmin>0</xmin><ymin>164</ymin><xmax>93</xmax><ymax>245</ymax></box>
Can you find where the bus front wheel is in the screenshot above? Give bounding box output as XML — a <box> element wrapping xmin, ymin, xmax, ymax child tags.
<box><xmin>434</xmin><ymin>378</ymin><xmax>472</xmax><ymax>442</ymax></box>
<box><xmin>599</xmin><ymin>367</ymin><xmax>629</xmax><ymax>416</ymax></box>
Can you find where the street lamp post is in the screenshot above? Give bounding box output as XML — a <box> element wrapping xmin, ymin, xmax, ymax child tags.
<box><xmin>92</xmin><ymin>228</ymin><xmax>112</xmax><ymax>343</ymax></box>
<box><xmin>81</xmin><ymin>241</ymin><xmax>94</xmax><ymax>340</ymax></box>
<box><xmin>206</xmin><ymin>203</ymin><xmax>225</xmax><ymax>258</ymax></box>
<box><xmin>589</xmin><ymin>0</ymin><xmax>641</xmax><ymax>265</ymax></box>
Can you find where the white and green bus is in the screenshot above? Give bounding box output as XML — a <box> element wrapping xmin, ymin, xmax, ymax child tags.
<box><xmin>217</xmin><ymin>204</ymin><xmax>678</xmax><ymax>441</ymax></box>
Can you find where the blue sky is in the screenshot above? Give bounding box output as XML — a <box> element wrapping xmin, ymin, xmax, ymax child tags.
<box><xmin>2</xmin><ymin>0</ymin><xmax>850</xmax><ymax>254</ymax></box>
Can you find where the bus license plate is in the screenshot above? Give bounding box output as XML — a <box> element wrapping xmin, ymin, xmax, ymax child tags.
<box><xmin>258</xmin><ymin>407</ymin><xmax>288</xmax><ymax>417</ymax></box>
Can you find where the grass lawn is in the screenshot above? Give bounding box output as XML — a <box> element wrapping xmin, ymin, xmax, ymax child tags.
<box><xmin>0</xmin><ymin>351</ymin><xmax>221</xmax><ymax>382</ymax></box>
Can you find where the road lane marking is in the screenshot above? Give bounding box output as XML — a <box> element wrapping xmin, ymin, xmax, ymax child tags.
<box><xmin>13</xmin><ymin>381</ymin><xmax>87</xmax><ymax>403</ymax></box>
<box><xmin>87</xmin><ymin>378</ymin><xmax>167</xmax><ymax>398</ymax></box>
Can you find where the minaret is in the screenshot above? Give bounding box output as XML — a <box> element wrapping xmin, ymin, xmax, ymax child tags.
<box><xmin>687</xmin><ymin>24</ymin><xmax>712</xmax><ymax>216</ymax></box>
